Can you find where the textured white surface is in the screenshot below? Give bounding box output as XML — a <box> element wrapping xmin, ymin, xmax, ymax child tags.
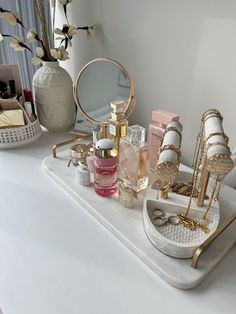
<box><xmin>43</xmin><ymin>152</ymin><xmax>236</xmax><ymax>289</ymax></box>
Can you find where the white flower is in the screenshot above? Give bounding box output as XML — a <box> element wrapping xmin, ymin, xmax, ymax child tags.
<box><xmin>0</xmin><ymin>34</ymin><xmax>3</xmax><ymax>41</ymax></box>
<box><xmin>68</xmin><ymin>25</ymin><xmax>77</xmax><ymax>36</ymax></box>
<box><xmin>10</xmin><ymin>36</ymin><xmax>25</xmax><ymax>51</ymax></box>
<box><xmin>54</xmin><ymin>24</ymin><xmax>77</xmax><ymax>47</ymax></box>
<box><xmin>54</xmin><ymin>28</ymin><xmax>64</xmax><ymax>36</ymax></box>
<box><xmin>50</xmin><ymin>46</ymin><xmax>69</xmax><ymax>61</ymax></box>
<box><xmin>27</xmin><ymin>28</ymin><xmax>37</xmax><ymax>42</ymax></box>
<box><xmin>54</xmin><ymin>24</ymin><xmax>77</xmax><ymax>37</ymax></box>
<box><xmin>58</xmin><ymin>0</ymin><xmax>72</xmax><ymax>5</ymax></box>
<box><xmin>32</xmin><ymin>57</ymin><xmax>42</xmax><ymax>65</ymax></box>
<box><xmin>36</xmin><ymin>47</ymin><xmax>44</xmax><ymax>58</ymax></box>
<box><xmin>50</xmin><ymin>48</ymin><xmax>61</xmax><ymax>60</ymax></box>
<box><xmin>3</xmin><ymin>12</ymin><xmax>18</xmax><ymax>25</ymax></box>
<box><xmin>86</xmin><ymin>24</ymin><xmax>96</xmax><ymax>38</ymax></box>
<box><xmin>31</xmin><ymin>47</ymin><xmax>45</xmax><ymax>65</ymax></box>
<box><xmin>58</xmin><ymin>46</ymin><xmax>69</xmax><ymax>60</ymax></box>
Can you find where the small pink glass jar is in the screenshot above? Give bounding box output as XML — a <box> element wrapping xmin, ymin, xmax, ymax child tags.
<box><xmin>94</xmin><ymin>139</ymin><xmax>118</xmax><ymax>197</ymax></box>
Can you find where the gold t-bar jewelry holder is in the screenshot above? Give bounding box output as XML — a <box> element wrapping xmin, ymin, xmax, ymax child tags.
<box><xmin>187</xmin><ymin>109</ymin><xmax>234</xmax><ymax>268</ymax></box>
<box><xmin>183</xmin><ymin>110</ymin><xmax>233</xmax><ymax>220</ymax></box>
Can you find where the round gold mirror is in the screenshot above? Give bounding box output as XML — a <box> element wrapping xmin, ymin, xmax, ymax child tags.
<box><xmin>73</xmin><ymin>58</ymin><xmax>135</xmax><ymax>130</ymax></box>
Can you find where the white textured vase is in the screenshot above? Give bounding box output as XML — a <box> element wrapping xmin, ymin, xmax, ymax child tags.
<box><xmin>32</xmin><ymin>61</ymin><xmax>76</xmax><ymax>131</ymax></box>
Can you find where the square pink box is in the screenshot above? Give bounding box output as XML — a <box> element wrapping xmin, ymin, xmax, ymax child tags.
<box><xmin>152</xmin><ymin>109</ymin><xmax>179</xmax><ymax>126</ymax></box>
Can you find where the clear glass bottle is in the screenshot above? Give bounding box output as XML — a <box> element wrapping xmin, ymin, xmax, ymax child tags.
<box><xmin>119</xmin><ymin>125</ymin><xmax>149</xmax><ymax>193</ymax></box>
<box><xmin>108</xmin><ymin>100</ymin><xmax>128</xmax><ymax>155</ymax></box>
<box><xmin>94</xmin><ymin>139</ymin><xmax>118</xmax><ymax>197</ymax></box>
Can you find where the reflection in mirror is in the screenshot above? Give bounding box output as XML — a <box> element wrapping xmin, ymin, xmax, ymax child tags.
<box><xmin>75</xmin><ymin>60</ymin><xmax>131</xmax><ymax>125</ymax></box>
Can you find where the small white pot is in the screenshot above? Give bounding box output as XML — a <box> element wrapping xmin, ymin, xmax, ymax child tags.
<box><xmin>32</xmin><ymin>61</ymin><xmax>76</xmax><ymax>131</ymax></box>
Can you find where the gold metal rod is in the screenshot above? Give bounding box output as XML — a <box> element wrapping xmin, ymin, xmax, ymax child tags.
<box><xmin>196</xmin><ymin>161</ymin><xmax>210</xmax><ymax>207</ymax></box>
<box><xmin>202</xmin><ymin>179</ymin><xmax>218</xmax><ymax>220</ymax></box>
<box><xmin>191</xmin><ymin>211</ymin><xmax>236</xmax><ymax>268</ymax></box>
<box><xmin>52</xmin><ymin>134</ymin><xmax>90</xmax><ymax>158</ymax></box>
<box><xmin>191</xmin><ymin>133</ymin><xmax>201</xmax><ymax>167</ymax></box>
<box><xmin>184</xmin><ymin>127</ymin><xmax>204</xmax><ymax>217</ymax></box>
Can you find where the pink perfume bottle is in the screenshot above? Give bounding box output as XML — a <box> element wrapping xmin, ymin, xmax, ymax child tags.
<box><xmin>148</xmin><ymin>109</ymin><xmax>179</xmax><ymax>171</ymax></box>
<box><xmin>94</xmin><ymin>139</ymin><xmax>118</xmax><ymax>197</ymax></box>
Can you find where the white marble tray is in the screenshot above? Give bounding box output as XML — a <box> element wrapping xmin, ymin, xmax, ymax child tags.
<box><xmin>43</xmin><ymin>152</ymin><xmax>236</xmax><ymax>289</ymax></box>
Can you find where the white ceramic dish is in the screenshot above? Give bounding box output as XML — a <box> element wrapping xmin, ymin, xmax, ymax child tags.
<box><xmin>143</xmin><ymin>198</ymin><xmax>220</xmax><ymax>258</ymax></box>
<box><xmin>144</xmin><ymin>168</ymin><xmax>220</xmax><ymax>258</ymax></box>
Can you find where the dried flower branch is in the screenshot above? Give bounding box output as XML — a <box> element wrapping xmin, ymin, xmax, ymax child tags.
<box><xmin>1</xmin><ymin>34</ymin><xmax>38</xmax><ymax>57</ymax></box>
<box><xmin>0</xmin><ymin>1</ymin><xmax>96</xmax><ymax>65</ymax></box>
<box><xmin>35</xmin><ymin>0</ymin><xmax>54</xmax><ymax>61</ymax></box>
<box><xmin>54</xmin><ymin>24</ymin><xmax>77</xmax><ymax>49</ymax></box>
<box><xmin>58</xmin><ymin>0</ymin><xmax>72</xmax><ymax>24</ymax></box>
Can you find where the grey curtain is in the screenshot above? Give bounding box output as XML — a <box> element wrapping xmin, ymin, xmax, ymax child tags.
<box><xmin>0</xmin><ymin>0</ymin><xmax>52</xmax><ymax>89</ymax></box>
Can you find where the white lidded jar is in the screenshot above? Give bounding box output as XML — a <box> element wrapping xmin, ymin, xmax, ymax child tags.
<box><xmin>32</xmin><ymin>61</ymin><xmax>76</xmax><ymax>131</ymax></box>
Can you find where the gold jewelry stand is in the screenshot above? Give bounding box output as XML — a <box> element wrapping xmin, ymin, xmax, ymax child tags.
<box><xmin>189</xmin><ymin>109</ymin><xmax>234</xmax><ymax>268</ymax></box>
<box><xmin>151</xmin><ymin>109</ymin><xmax>234</xmax><ymax>266</ymax></box>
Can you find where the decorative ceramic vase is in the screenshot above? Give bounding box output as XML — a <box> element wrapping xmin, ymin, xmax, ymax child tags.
<box><xmin>32</xmin><ymin>61</ymin><xmax>76</xmax><ymax>131</ymax></box>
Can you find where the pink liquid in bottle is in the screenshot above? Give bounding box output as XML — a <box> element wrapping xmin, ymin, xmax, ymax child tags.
<box><xmin>94</xmin><ymin>156</ymin><xmax>118</xmax><ymax>196</ymax></box>
<box><xmin>94</xmin><ymin>139</ymin><xmax>118</xmax><ymax>197</ymax></box>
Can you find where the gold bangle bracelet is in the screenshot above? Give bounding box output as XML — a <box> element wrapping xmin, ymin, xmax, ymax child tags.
<box><xmin>159</xmin><ymin>144</ymin><xmax>181</xmax><ymax>163</ymax></box>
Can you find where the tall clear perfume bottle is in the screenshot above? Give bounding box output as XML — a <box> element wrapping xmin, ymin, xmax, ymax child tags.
<box><xmin>94</xmin><ymin>139</ymin><xmax>118</xmax><ymax>197</ymax></box>
<box><xmin>108</xmin><ymin>100</ymin><xmax>128</xmax><ymax>155</ymax></box>
<box><xmin>119</xmin><ymin>125</ymin><xmax>149</xmax><ymax>193</ymax></box>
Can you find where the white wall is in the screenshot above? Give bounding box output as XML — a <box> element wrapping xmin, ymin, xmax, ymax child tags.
<box><xmin>56</xmin><ymin>0</ymin><xmax>236</xmax><ymax>164</ymax></box>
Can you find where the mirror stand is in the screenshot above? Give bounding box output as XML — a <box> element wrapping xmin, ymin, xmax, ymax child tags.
<box><xmin>52</xmin><ymin>57</ymin><xmax>135</xmax><ymax>158</ymax></box>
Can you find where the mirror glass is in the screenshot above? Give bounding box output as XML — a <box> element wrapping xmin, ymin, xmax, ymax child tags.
<box><xmin>74</xmin><ymin>59</ymin><xmax>131</xmax><ymax>124</ymax></box>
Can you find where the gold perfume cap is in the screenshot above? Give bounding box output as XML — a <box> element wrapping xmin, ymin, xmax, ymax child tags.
<box><xmin>95</xmin><ymin>139</ymin><xmax>117</xmax><ymax>158</ymax></box>
<box><xmin>109</xmin><ymin>100</ymin><xmax>127</xmax><ymax>114</ymax></box>
<box><xmin>111</xmin><ymin>112</ymin><xmax>125</xmax><ymax>121</ymax></box>
<box><xmin>70</xmin><ymin>144</ymin><xmax>88</xmax><ymax>159</ymax></box>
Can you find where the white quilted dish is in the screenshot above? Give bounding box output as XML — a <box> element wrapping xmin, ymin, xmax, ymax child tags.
<box><xmin>143</xmin><ymin>169</ymin><xmax>220</xmax><ymax>258</ymax></box>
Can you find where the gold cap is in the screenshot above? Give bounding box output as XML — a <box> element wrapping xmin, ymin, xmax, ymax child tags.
<box><xmin>70</xmin><ymin>144</ymin><xmax>88</xmax><ymax>159</ymax></box>
<box><xmin>111</xmin><ymin>112</ymin><xmax>125</xmax><ymax>121</ymax></box>
<box><xmin>110</xmin><ymin>100</ymin><xmax>127</xmax><ymax>114</ymax></box>
<box><xmin>95</xmin><ymin>139</ymin><xmax>117</xmax><ymax>159</ymax></box>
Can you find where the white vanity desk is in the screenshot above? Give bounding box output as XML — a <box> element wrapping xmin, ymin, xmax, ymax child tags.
<box><xmin>0</xmin><ymin>130</ymin><xmax>236</xmax><ymax>314</ymax></box>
